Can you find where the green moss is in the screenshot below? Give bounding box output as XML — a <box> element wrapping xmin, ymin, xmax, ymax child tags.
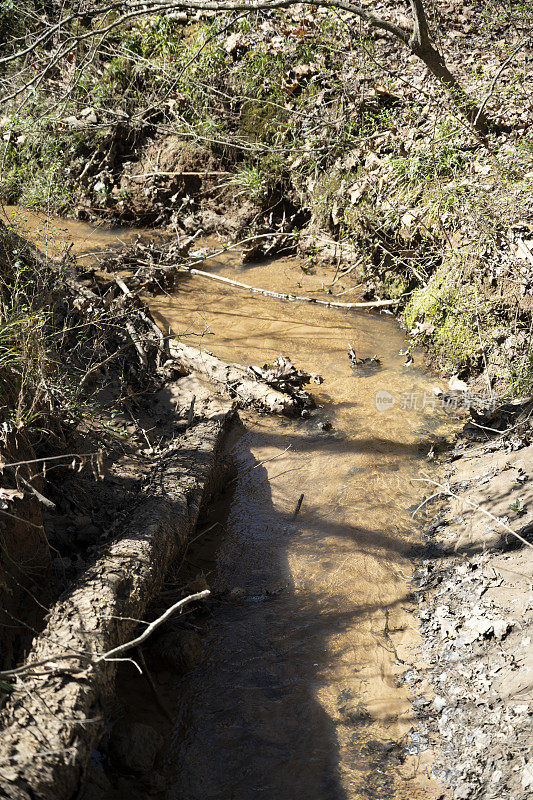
<box><xmin>240</xmin><ymin>100</ymin><xmax>290</xmax><ymax>144</ymax></box>
<box><xmin>378</xmin><ymin>270</ymin><xmax>410</xmax><ymax>300</ymax></box>
<box><xmin>403</xmin><ymin>260</ymin><xmax>489</xmax><ymax>372</ymax></box>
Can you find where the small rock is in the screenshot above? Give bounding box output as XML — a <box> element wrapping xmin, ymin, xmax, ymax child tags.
<box><xmin>492</xmin><ymin>619</ymin><xmax>512</xmax><ymax>639</ymax></box>
<box><xmin>228</xmin><ymin>587</ymin><xmax>246</xmax><ymax>601</ymax></box>
<box><xmin>522</xmin><ymin>761</ymin><xmax>533</xmax><ymax>790</ymax></box>
<box><xmin>448</xmin><ymin>375</ymin><xmax>469</xmax><ymax>392</ymax></box>
<box><xmin>433</xmin><ymin>695</ymin><xmax>447</xmax><ymax>712</ymax></box>
<box><xmin>338</xmin><ymin>698</ymin><xmax>371</xmax><ymax>724</ymax></box>
<box><xmin>109</xmin><ymin>721</ymin><xmax>163</xmax><ymax>774</ymax></box>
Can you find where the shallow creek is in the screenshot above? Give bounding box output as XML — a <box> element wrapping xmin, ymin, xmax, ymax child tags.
<box><xmin>150</xmin><ymin>250</ymin><xmax>458</xmax><ymax>800</ymax></box>
<box><xmin>6</xmin><ymin>207</ymin><xmax>459</xmax><ymax>799</ymax></box>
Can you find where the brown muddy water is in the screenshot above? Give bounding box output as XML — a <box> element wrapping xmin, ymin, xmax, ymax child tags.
<box><xmin>150</xmin><ymin>250</ymin><xmax>458</xmax><ymax>800</ymax></box>
<box><xmin>5</xmin><ymin>207</ymin><xmax>460</xmax><ymax>799</ymax></box>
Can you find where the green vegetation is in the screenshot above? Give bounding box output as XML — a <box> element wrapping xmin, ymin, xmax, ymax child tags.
<box><xmin>0</xmin><ymin>5</ymin><xmax>531</xmax><ymax>395</ymax></box>
<box><xmin>0</xmin><ymin>225</ymin><xmax>54</xmax><ymax>427</ymax></box>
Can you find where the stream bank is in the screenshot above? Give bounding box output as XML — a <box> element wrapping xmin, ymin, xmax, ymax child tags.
<box><xmin>2</xmin><ymin>4</ymin><xmax>531</xmax><ymax>400</ymax></box>
<box><xmin>411</xmin><ymin>408</ymin><xmax>533</xmax><ymax>800</ymax></box>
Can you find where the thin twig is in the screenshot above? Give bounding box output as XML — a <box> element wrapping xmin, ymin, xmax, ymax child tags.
<box><xmin>4</xmin><ymin>466</ymin><xmax>56</xmax><ymax>510</ymax></box>
<box><xmin>412</xmin><ymin>474</ymin><xmax>533</xmax><ymax>550</ymax></box>
<box><xmin>292</xmin><ymin>493</ymin><xmax>304</xmax><ymax>519</ymax></box>
<box><xmin>93</xmin><ymin>590</ymin><xmax>210</xmax><ymax>665</ymax></box>
<box><xmin>474</xmin><ymin>40</ymin><xmax>527</xmax><ymax>127</ymax></box>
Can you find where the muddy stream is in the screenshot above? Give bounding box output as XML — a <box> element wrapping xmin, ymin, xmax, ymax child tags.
<box><xmin>6</xmin><ymin>208</ymin><xmax>460</xmax><ymax>799</ymax></box>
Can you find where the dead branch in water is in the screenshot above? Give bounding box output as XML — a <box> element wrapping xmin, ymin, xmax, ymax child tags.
<box><xmin>293</xmin><ymin>493</ymin><xmax>304</xmax><ymax>518</ymax></box>
<box><xmin>176</xmin><ymin>265</ymin><xmax>400</xmax><ymax>309</ymax></box>
<box><xmin>168</xmin><ymin>341</ymin><xmax>313</xmax><ymax>415</ymax></box>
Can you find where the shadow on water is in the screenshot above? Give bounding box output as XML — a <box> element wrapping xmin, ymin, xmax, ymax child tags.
<box><xmin>164</xmin><ymin>419</ymin><xmax>418</xmax><ymax>800</ymax></box>
<box><xmin>167</xmin><ymin>432</ymin><xmax>345</xmax><ymax>799</ymax></box>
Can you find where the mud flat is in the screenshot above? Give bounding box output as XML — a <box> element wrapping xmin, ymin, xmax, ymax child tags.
<box><xmin>411</xmin><ymin>411</ymin><xmax>533</xmax><ymax>800</ymax></box>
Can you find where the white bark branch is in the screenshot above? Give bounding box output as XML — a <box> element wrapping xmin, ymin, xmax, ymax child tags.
<box><xmin>176</xmin><ymin>265</ymin><xmax>400</xmax><ymax>309</ymax></box>
<box><xmin>94</xmin><ymin>589</ymin><xmax>210</xmax><ymax>664</ymax></box>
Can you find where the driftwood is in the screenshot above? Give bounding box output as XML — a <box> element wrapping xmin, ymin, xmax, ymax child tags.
<box><xmin>168</xmin><ymin>340</ymin><xmax>311</xmax><ymax>415</ymax></box>
<box><xmin>177</xmin><ymin>265</ymin><xmax>400</xmax><ymax>309</ymax></box>
<box><xmin>0</xmin><ymin>418</ymin><xmax>229</xmax><ymax>800</ymax></box>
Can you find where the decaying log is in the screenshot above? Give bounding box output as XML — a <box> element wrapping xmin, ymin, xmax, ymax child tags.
<box><xmin>0</xmin><ymin>417</ymin><xmax>229</xmax><ymax>800</ymax></box>
<box><xmin>168</xmin><ymin>340</ymin><xmax>306</xmax><ymax>415</ymax></box>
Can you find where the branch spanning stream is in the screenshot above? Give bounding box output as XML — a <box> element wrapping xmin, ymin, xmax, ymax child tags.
<box><xmin>176</xmin><ymin>265</ymin><xmax>400</xmax><ymax>309</ymax></box>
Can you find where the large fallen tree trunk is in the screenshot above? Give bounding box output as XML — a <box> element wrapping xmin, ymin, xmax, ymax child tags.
<box><xmin>168</xmin><ymin>340</ymin><xmax>311</xmax><ymax>414</ymax></box>
<box><xmin>0</xmin><ymin>418</ymin><xmax>228</xmax><ymax>800</ymax></box>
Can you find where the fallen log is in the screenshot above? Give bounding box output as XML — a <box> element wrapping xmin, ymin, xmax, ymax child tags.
<box><xmin>168</xmin><ymin>340</ymin><xmax>309</xmax><ymax>415</ymax></box>
<box><xmin>177</xmin><ymin>265</ymin><xmax>400</xmax><ymax>309</ymax></box>
<box><xmin>0</xmin><ymin>417</ymin><xmax>229</xmax><ymax>800</ymax></box>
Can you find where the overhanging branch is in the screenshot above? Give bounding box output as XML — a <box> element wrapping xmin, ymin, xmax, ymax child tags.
<box><xmin>0</xmin><ymin>0</ymin><xmax>412</xmax><ymax>70</ymax></box>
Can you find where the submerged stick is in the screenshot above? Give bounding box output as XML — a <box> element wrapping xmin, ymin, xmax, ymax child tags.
<box><xmin>293</xmin><ymin>493</ymin><xmax>304</xmax><ymax>519</ymax></box>
<box><xmin>177</xmin><ymin>266</ymin><xmax>400</xmax><ymax>310</ymax></box>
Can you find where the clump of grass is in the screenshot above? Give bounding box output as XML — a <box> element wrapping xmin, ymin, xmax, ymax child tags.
<box><xmin>220</xmin><ymin>166</ymin><xmax>266</xmax><ymax>201</ymax></box>
<box><xmin>389</xmin><ymin>139</ymin><xmax>466</xmax><ymax>191</ymax></box>
<box><xmin>0</xmin><ymin>224</ymin><xmax>57</xmax><ymax>428</ymax></box>
<box><xmin>0</xmin><ymin>118</ymin><xmax>79</xmax><ymax>211</ymax></box>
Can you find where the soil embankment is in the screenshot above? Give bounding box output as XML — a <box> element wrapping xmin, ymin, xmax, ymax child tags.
<box><xmin>413</xmin><ymin>412</ymin><xmax>533</xmax><ymax>800</ymax></box>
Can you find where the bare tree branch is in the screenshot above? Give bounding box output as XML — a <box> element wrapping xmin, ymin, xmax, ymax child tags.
<box><xmin>93</xmin><ymin>589</ymin><xmax>211</xmax><ymax>665</ymax></box>
<box><xmin>409</xmin><ymin>0</ymin><xmax>431</xmax><ymax>50</ymax></box>
<box><xmin>0</xmin><ymin>1</ymin><xmax>497</xmax><ymax>136</ymax></box>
